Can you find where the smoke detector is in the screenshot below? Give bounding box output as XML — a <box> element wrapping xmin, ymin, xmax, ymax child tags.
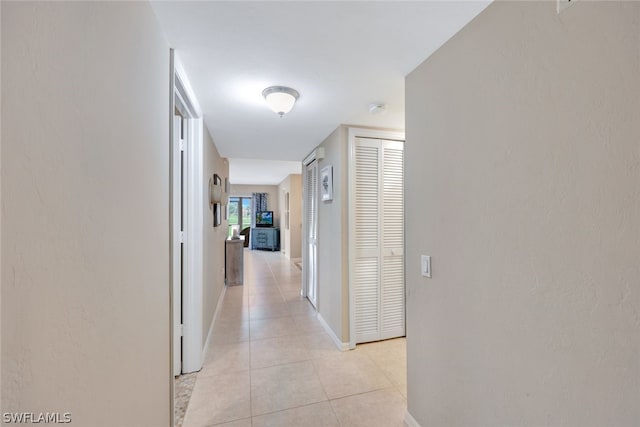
<box><xmin>368</xmin><ymin>103</ymin><xmax>387</xmax><ymax>115</ymax></box>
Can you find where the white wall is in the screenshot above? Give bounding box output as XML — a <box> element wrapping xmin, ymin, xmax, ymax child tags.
<box><xmin>203</xmin><ymin>129</ymin><xmax>229</xmax><ymax>345</ymax></box>
<box><xmin>2</xmin><ymin>2</ymin><xmax>170</xmax><ymax>425</ymax></box>
<box><xmin>230</xmin><ymin>184</ymin><xmax>280</xmax><ymax>228</ymax></box>
<box><xmin>405</xmin><ymin>1</ymin><xmax>640</xmax><ymax>426</ymax></box>
<box><xmin>278</xmin><ymin>174</ymin><xmax>302</xmax><ymax>259</ymax></box>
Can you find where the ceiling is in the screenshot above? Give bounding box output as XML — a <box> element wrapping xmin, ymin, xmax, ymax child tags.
<box><xmin>151</xmin><ymin>1</ymin><xmax>490</xmax><ymax>183</ymax></box>
<box><xmin>229</xmin><ymin>158</ymin><xmax>302</xmax><ymax>185</ymax></box>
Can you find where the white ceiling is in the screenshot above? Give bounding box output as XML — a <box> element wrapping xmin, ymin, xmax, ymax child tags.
<box><xmin>229</xmin><ymin>158</ymin><xmax>302</xmax><ymax>185</ymax></box>
<box><xmin>151</xmin><ymin>0</ymin><xmax>490</xmax><ymax>183</ymax></box>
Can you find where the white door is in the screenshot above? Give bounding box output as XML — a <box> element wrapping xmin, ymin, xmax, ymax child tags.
<box><xmin>172</xmin><ymin>115</ymin><xmax>184</xmax><ymax>376</ymax></box>
<box><xmin>352</xmin><ymin>137</ymin><xmax>405</xmax><ymax>343</ymax></box>
<box><xmin>304</xmin><ymin>160</ymin><xmax>319</xmax><ymax>308</ymax></box>
<box><xmin>380</xmin><ymin>139</ymin><xmax>405</xmax><ymax>339</ymax></box>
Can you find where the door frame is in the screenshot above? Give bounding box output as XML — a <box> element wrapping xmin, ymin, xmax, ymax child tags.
<box><xmin>347</xmin><ymin>128</ymin><xmax>405</xmax><ymax>349</ymax></box>
<box><xmin>170</xmin><ymin>49</ymin><xmax>205</xmax><ymax>387</ymax></box>
<box><xmin>302</xmin><ymin>148</ymin><xmax>323</xmax><ymax>306</ymax></box>
<box><xmin>172</xmin><ymin>114</ymin><xmax>182</xmax><ymax>377</ymax></box>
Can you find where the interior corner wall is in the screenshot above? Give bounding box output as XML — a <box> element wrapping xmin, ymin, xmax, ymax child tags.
<box><xmin>405</xmin><ymin>2</ymin><xmax>640</xmax><ymax>426</ymax></box>
<box><xmin>316</xmin><ymin>126</ymin><xmax>350</xmax><ymax>342</ymax></box>
<box><xmin>1</xmin><ymin>2</ymin><xmax>170</xmax><ymax>425</ymax></box>
<box><xmin>202</xmin><ymin>128</ymin><xmax>229</xmax><ymax>346</ymax></box>
<box><xmin>230</xmin><ymin>184</ymin><xmax>280</xmax><ymax>228</ymax></box>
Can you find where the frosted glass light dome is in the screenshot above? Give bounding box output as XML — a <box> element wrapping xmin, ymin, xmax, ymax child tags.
<box><xmin>262</xmin><ymin>86</ymin><xmax>300</xmax><ymax>117</ymax></box>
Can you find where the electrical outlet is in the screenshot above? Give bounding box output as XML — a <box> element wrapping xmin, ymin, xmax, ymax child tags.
<box><xmin>421</xmin><ymin>255</ymin><xmax>431</xmax><ymax>278</ymax></box>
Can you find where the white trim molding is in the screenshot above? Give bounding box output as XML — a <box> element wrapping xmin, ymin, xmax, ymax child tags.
<box><xmin>317</xmin><ymin>313</ymin><xmax>349</xmax><ymax>351</ymax></box>
<box><xmin>404</xmin><ymin>410</ymin><xmax>421</xmax><ymax>427</ymax></box>
<box><xmin>174</xmin><ymin>53</ymin><xmax>202</xmax><ymax>117</ymax></box>
<box><xmin>173</xmin><ymin>55</ymin><xmax>205</xmax><ymax>375</ymax></box>
<box><xmin>303</xmin><ymin>146</ymin><xmax>324</xmax><ymax>166</ymax></box>
<box><xmin>181</xmin><ymin>117</ymin><xmax>205</xmax><ymax>374</ymax></box>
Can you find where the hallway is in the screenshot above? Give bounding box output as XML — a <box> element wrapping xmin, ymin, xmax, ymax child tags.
<box><xmin>181</xmin><ymin>250</ymin><xmax>407</xmax><ymax>427</ymax></box>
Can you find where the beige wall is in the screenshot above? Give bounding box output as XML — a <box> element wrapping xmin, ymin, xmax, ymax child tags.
<box><xmin>405</xmin><ymin>2</ymin><xmax>640</xmax><ymax>426</ymax></box>
<box><xmin>203</xmin><ymin>129</ymin><xmax>229</xmax><ymax>345</ymax></box>
<box><xmin>1</xmin><ymin>2</ymin><xmax>170</xmax><ymax>425</ymax></box>
<box><xmin>230</xmin><ymin>184</ymin><xmax>280</xmax><ymax>229</ymax></box>
<box><xmin>0</xmin><ymin>0</ymin><xmax>3</xmax><ymax>411</ymax></box>
<box><xmin>315</xmin><ymin>126</ymin><xmax>350</xmax><ymax>342</ymax></box>
<box><xmin>278</xmin><ymin>174</ymin><xmax>302</xmax><ymax>259</ymax></box>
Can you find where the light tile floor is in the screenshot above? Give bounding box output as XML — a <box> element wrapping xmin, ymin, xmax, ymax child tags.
<box><xmin>182</xmin><ymin>250</ymin><xmax>407</xmax><ymax>427</ymax></box>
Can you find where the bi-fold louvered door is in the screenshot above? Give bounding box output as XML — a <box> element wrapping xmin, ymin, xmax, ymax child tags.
<box><xmin>305</xmin><ymin>160</ymin><xmax>318</xmax><ymax>308</ymax></box>
<box><xmin>353</xmin><ymin>137</ymin><xmax>405</xmax><ymax>344</ymax></box>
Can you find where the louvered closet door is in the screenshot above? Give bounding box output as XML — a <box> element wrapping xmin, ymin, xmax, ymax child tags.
<box><xmin>353</xmin><ymin>138</ymin><xmax>381</xmax><ymax>343</ymax></box>
<box><xmin>381</xmin><ymin>140</ymin><xmax>405</xmax><ymax>339</ymax></box>
<box><xmin>305</xmin><ymin>160</ymin><xmax>318</xmax><ymax>308</ymax></box>
<box><xmin>353</xmin><ymin>137</ymin><xmax>405</xmax><ymax>344</ymax></box>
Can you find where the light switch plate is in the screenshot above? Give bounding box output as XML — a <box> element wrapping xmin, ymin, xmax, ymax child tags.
<box><xmin>421</xmin><ymin>255</ymin><xmax>431</xmax><ymax>278</ymax></box>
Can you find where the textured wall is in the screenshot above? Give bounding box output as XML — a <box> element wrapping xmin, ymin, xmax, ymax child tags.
<box><xmin>203</xmin><ymin>129</ymin><xmax>229</xmax><ymax>345</ymax></box>
<box><xmin>1</xmin><ymin>2</ymin><xmax>170</xmax><ymax>425</ymax></box>
<box><xmin>316</xmin><ymin>126</ymin><xmax>349</xmax><ymax>342</ymax></box>
<box><xmin>405</xmin><ymin>1</ymin><xmax>640</xmax><ymax>426</ymax></box>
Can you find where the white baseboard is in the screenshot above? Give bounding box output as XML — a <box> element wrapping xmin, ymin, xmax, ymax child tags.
<box><xmin>317</xmin><ymin>313</ymin><xmax>349</xmax><ymax>351</ymax></box>
<box><xmin>404</xmin><ymin>410</ymin><xmax>421</xmax><ymax>427</ymax></box>
<box><xmin>202</xmin><ymin>284</ymin><xmax>227</xmax><ymax>361</ymax></box>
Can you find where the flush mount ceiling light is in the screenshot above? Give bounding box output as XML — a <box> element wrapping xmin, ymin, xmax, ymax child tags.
<box><xmin>262</xmin><ymin>86</ymin><xmax>300</xmax><ymax>117</ymax></box>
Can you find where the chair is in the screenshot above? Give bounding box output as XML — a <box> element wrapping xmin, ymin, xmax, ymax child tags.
<box><xmin>239</xmin><ymin>227</ymin><xmax>251</xmax><ymax>247</ymax></box>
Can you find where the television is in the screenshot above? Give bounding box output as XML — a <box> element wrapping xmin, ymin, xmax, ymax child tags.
<box><xmin>256</xmin><ymin>211</ymin><xmax>274</xmax><ymax>227</ymax></box>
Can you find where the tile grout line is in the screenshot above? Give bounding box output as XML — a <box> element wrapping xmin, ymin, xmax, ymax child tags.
<box><xmin>248</xmin><ymin>256</ymin><xmax>255</xmax><ymax>423</ymax></box>
<box><xmin>251</xmin><ymin>399</ymin><xmax>338</xmax><ymax>422</ymax></box>
<box><xmin>309</xmin><ymin>355</ymin><xmax>343</xmax><ymax>426</ymax></box>
<box><xmin>254</xmin><ymin>250</ymin><xmax>308</xmax><ymax>425</ymax></box>
<box><xmin>360</xmin><ymin>349</ymin><xmax>398</xmax><ymax>389</ymax></box>
<box><xmin>198</xmin><ymin>252</ymin><xmax>407</xmax><ymax>425</ymax></box>
<box><xmin>264</xmin><ymin>251</ymin><xmax>287</xmax><ymax>304</ymax></box>
<box><xmin>206</xmin><ymin>251</ymin><xmax>319</xmax><ymax>426</ymax></box>
<box><xmin>358</xmin><ymin>342</ymin><xmax>408</xmax><ymax>402</ymax></box>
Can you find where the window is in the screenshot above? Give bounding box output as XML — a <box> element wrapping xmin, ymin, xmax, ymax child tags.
<box><xmin>228</xmin><ymin>197</ymin><xmax>252</xmax><ymax>238</ymax></box>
